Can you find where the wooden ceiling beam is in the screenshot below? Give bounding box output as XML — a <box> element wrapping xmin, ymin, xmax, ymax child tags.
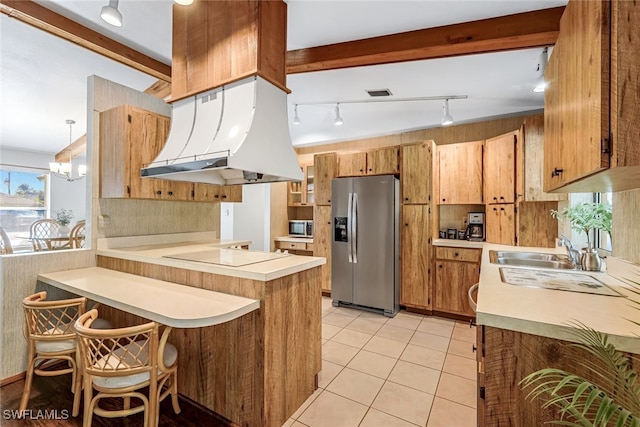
<box><xmin>0</xmin><ymin>0</ymin><xmax>171</xmax><ymax>82</ymax></box>
<box><xmin>286</xmin><ymin>6</ymin><xmax>565</xmax><ymax>74</ymax></box>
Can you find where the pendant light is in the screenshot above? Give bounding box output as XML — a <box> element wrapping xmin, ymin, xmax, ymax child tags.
<box><xmin>532</xmin><ymin>47</ymin><xmax>548</xmax><ymax>93</ymax></box>
<box><xmin>292</xmin><ymin>104</ymin><xmax>301</xmax><ymax>125</ymax></box>
<box><xmin>49</xmin><ymin>120</ymin><xmax>87</xmax><ymax>182</ymax></box>
<box><xmin>441</xmin><ymin>99</ymin><xmax>454</xmax><ymax>126</ymax></box>
<box><xmin>101</xmin><ymin>0</ymin><xmax>122</xmax><ymax>27</ymax></box>
<box><xmin>334</xmin><ymin>104</ymin><xmax>344</xmax><ymax>126</ymax></box>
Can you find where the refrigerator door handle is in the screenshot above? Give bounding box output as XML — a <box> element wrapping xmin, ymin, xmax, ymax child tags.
<box><xmin>347</xmin><ymin>192</ymin><xmax>353</xmax><ymax>263</ymax></box>
<box><xmin>352</xmin><ymin>192</ymin><xmax>358</xmax><ymax>264</ymax></box>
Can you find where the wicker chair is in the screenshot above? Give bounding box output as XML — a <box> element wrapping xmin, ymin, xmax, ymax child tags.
<box><xmin>21</xmin><ymin>292</ymin><xmax>86</xmax><ymax>416</ymax></box>
<box><xmin>0</xmin><ymin>226</ymin><xmax>13</xmax><ymax>254</ymax></box>
<box><xmin>69</xmin><ymin>220</ymin><xmax>86</xmax><ymax>249</ymax></box>
<box><xmin>29</xmin><ymin>219</ymin><xmax>70</xmax><ymax>251</ymax></box>
<box><xmin>75</xmin><ymin>309</ymin><xmax>181</xmax><ymax>427</ymax></box>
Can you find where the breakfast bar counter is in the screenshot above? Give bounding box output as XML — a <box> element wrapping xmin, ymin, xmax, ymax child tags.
<box><xmin>82</xmin><ymin>234</ymin><xmax>325</xmax><ymax>427</ymax></box>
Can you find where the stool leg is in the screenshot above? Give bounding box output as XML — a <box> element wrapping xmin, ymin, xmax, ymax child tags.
<box><xmin>19</xmin><ymin>346</ymin><xmax>36</xmax><ymax>411</ymax></box>
<box><xmin>170</xmin><ymin>371</ymin><xmax>181</xmax><ymax>414</ymax></box>
<box><xmin>72</xmin><ymin>353</ymin><xmax>82</xmax><ymax>417</ymax></box>
<box><xmin>82</xmin><ymin>376</ymin><xmax>93</xmax><ymax>427</ymax></box>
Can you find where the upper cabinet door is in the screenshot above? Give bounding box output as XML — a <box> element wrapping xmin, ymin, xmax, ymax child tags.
<box><xmin>437</xmin><ymin>141</ymin><xmax>483</xmax><ymax>205</ymax></box>
<box><xmin>401</xmin><ymin>142</ymin><xmax>432</xmax><ymax>204</ymax></box>
<box><xmin>367</xmin><ymin>147</ymin><xmax>400</xmax><ymax>175</ymax></box>
<box><xmin>337</xmin><ymin>152</ymin><xmax>367</xmax><ymax>177</ymax></box>
<box><xmin>314</xmin><ymin>153</ymin><xmax>337</xmax><ymax>205</ymax></box>
<box><xmin>544</xmin><ymin>0</ymin><xmax>610</xmax><ymax>191</ymax></box>
<box><xmin>485</xmin><ymin>131</ymin><xmax>516</xmax><ymax>204</ymax></box>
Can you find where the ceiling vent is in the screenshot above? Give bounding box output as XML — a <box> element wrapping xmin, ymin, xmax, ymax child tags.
<box><xmin>366</xmin><ymin>89</ymin><xmax>392</xmax><ymax>97</ymax></box>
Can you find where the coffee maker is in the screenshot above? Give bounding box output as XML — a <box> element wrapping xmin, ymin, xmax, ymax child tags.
<box><xmin>466</xmin><ymin>212</ymin><xmax>485</xmax><ymax>241</ymax></box>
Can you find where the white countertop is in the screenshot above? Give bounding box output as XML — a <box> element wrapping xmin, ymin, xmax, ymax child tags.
<box><xmin>97</xmin><ymin>240</ymin><xmax>325</xmax><ymax>282</ymax></box>
<box><xmin>275</xmin><ymin>236</ymin><xmax>314</xmax><ymax>244</ymax></box>
<box><xmin>433</xmin><ymin>239</ymin><xmax>484</xmax><ymax>249</ymax></box>
<box><xmin>38</xmin><ymin>267</ymin><xmax>260</xmax><ymax>328</ymax></box>
<box><xmin>476</xmin><ymin>243</ymin><xmax>640</xmax><ymax>353</ymax></box>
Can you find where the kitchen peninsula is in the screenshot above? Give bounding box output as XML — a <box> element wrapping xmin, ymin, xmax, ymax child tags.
<box><xmin>56</xmin><ymin>234</ymin><xmax>326</xmax><ymax>427</ymax></box>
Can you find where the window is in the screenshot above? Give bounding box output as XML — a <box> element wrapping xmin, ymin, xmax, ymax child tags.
<box><xmin>594</xmin><ymin>192</ymin><xmax>612</xmax><ymax>253</ymax></box>
<box><xmin>0</xmin><ymin>169</ymin><xmax>48</xmax><ymax>251</ymax></box>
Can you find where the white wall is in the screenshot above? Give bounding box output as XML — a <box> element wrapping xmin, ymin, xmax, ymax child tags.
<box><xmin>222</xmin><ymin>184</ymin><xmax>272</xmax><ymax>251</ymax></box>
<box><xmin>0</xmin><ymin>147</ymin><xmax>87</xmax><ymax>222</ymax></box>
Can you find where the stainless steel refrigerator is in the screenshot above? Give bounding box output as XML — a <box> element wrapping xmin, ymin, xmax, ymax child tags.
<box><xmin>331</xmin><ymin>175</ymin><xmax>400</xmax><ymax>317</ymax></box>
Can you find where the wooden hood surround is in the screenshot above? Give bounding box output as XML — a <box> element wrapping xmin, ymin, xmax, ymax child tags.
<box><xmin>170</xmin><ymin>0</ymin><xmax>288</xmax><ymax>103</ymax></box>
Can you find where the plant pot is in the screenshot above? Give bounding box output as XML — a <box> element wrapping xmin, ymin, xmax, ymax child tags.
<box><xmin>58</xmin><ymin>225</ymin><xmax>71</xmax><ymax>237</ymax></box>
<box><xmin>580</xmin><ymin>245</ymin><xmax>602</xmax><ymax>272</ymax></box>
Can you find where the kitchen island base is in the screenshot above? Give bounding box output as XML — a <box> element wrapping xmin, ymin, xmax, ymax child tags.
<box><xmin>96</xmin><ymin>255</ymin><xmax>322</xmax><ymax>427</ymax></box>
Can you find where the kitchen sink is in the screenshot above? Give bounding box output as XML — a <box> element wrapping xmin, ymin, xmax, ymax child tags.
<box><xmin>489</xmin><ymin>250</ymin><xmax>577</xmax><ymax>270</ymax></box>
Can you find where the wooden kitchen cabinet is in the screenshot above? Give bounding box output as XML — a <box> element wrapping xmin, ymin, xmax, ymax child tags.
<box><xmin>314</xmin><ymin>153</ymin><xmax>337</xmax><ymax>206</ymax></box>
<box><xmin>314</xmin><ymin>205</ymin><xmax>332</xmax><ymax>293</ymax></box>
<box><xmin>401</xmin><ymin>141</ymin><xmax>432</xmax><ymax>204</ymax></box>
<box><xmin>288</xmin><ymin>163</ymin><xmax>315</xmax><ymax>207</ymax></box>
<box><xmin>337</xmin><ymin>147</ymin><xmax>399</xmax><ymax>177</ymax></box>
<box><xmin>433</xmin><ymin>247</ymin><xmax>480</xmax><ymax>317</ymax></box>
<box><xmin>543</xmin><ymin>0</ymin><xmax>640</xmax><ymax>193</ymax></box>
<box><xmin>485</xmin><ymin>204</ymin><xmax>516</xmax><ymax>246</ymax></box>
<box><xmin>401</xmin><ymin>204</ymin><xmax>431</xmax><ymax>309</ymax></box>
<box><xmin>337</xmin><ymin>152</ymin><xmax>367</xmax><ymax>176</ymax></box>
<box><xmin>437</xmin><ymin>141</ymin><xmax>483</xmax><ymax>205</ymax></box>
<box><xmin>193</xmin><ymin>184</ymin><xmax>243</xmax><ymax>203</ymax></box>
<box><xmin>100</xmin><ymin>104</ymin><xmax>191</xmax><ymax>201</ymax></box>
<box><xmin>485</xmin><ymin>131</ymin><xmax>516</xmax><ymax>204</ymax></box>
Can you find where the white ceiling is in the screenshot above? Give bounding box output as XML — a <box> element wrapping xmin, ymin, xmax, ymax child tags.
<box><xmin>0</xmin><ymin>0</ymin><xmax>567</xmax><ymax>155</ymax></box>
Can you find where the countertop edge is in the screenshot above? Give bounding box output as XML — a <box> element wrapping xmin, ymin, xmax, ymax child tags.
<box><xmin>432</xmin><ymin>239</ymin><xmax>484</xmax><ymax>249</ymax></box>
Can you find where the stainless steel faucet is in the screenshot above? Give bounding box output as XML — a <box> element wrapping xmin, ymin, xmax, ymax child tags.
<box><xmin>558</xmin><ymin>234</ymin><xmax>582</xmax><ymax>268</ymax></box>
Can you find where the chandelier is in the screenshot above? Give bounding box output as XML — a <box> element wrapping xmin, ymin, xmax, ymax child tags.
<box><xmin>49</xmin><ymin>119</ymin><xmax>87</xmax><ymax>182</ymax></box>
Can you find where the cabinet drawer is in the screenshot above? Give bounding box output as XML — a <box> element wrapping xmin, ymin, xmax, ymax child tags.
<box><xmin>278</xmin><ymin>241</ymin><xmax>308</xmax><ymax>250</ymax></box>
<box><xmin>435</xmin><ymin>247</ymin><xmax>481</xmax><ymax>262</ymax></box>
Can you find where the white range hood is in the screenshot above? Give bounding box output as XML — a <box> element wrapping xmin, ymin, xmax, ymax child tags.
<box><xmin>141</xmin><ymin>75</ymin><xmax>302</xmax><ymax>186</ymax></box>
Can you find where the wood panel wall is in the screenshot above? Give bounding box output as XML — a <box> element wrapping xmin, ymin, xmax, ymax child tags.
<box><xmin>0</xmin><ymin>250</ymin><xmax>96</xmax><ymax>379</ymax></box>
<box><xmin>612</xmin><ymin>189</ymin><xmax>640</xmax><ymax>264</ymax></box>
<box><xmin>295</xmin><ymin>113</ymin><xmax>538</xmax><ymax>163</ymax></box>
<box><xmin>96</xmin><ymin>256</ymin><xmax>321</xmax><ymax>427</ymax></box>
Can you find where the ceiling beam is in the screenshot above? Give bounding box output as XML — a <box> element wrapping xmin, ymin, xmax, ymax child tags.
<box><xmin>54</xmin><ymin>135</ymin><xmax>86</xmax><ymax>163</ymax></box>
<box><xmin>286</xmin><ymin>6</ymin><xmax>565</xmax><ymax>74</ymax></box>
<box><xmin>0</xmin><ymin>0</ymin><xmax>171</xmax><ymax>82</ymax></box>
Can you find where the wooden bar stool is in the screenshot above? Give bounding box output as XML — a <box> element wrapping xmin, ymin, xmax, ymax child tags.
<box><xmin>75</xmin><ymin>309</ymin><xmax>180</xmax><ymax>427</ymax></box>
<box><xmin>20</xmin><ymin>291</ymin><xmax>86</xmax><ymax>416</ymax></box>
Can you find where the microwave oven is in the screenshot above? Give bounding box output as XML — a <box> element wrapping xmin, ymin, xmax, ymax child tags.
<box><xmin>289</xmin><ymin>220</ymin><xmax>313</xmax><ymax>238</ymax></box>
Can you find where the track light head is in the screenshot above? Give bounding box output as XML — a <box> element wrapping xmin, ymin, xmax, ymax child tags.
<box><xmin>293</xmin><ymin>105</ymin><xmax>300</xmax><ymax>125</ymax></box>
<box><xmin>101</xmin><ymin>0</ymin><xmax>122</xmax><ymax>27</ymax></box>
<box><xmin>334</xmin><ymin>104</ymin><xmax>344</xmax><ymax>126</ymax></box>
<box><xmin>174</xmin><ymin>0</ymin><xmax>194</xmax><ymax>4</ymax></box>
<box><xmin>441</xmin><ymin>99</ymin><xmax>454</xmax><ymax>126</ymax></box>
<box><xmin>532</xmin><ymin>47</ymin><xmax>548</xmax><ymax>93</ymax></box>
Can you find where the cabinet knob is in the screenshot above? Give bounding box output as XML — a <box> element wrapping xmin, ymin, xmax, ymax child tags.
<box><xmin>493</xmin><ymin>197</ymin><xmax>497</xmax><ymax>201</ymax></box>
<box><xmin>168</xmin><ymin>191</ymin><xmax>173</xmax><ymax>196</ymax></box>
<box><xmin>500</xmin><ymin>207</ymin><xmax>505</xmax><ymax>211</ymax></box>
<box><xmin>454</xmin><ymin>252</ymin><xmax>459</xmax><ymax>257</ymax></box>
<box><xmin>438</xmin><ymin>264</ymin><xmax>443</xmax><ymax>269</ymax></box>
<box><xmin>222</xmin><ymin>195</ymin><xmax>227</xmax><ymax>199</ymax></box>
<box><xmin>405</xmin><ymin>198</ymin><xmax>409</xmax><ymax>201</ymax></box>
<box><xmin>215</xmin><ymin>195</ymin><xmax>220</xmax><ymax>199</ymax></box>
<box><xmin>156</xmin><ymin>190</ymin><xmax>162</xmax><ymax>195</ymax></box>
<box><xmin>499</xmin><ymin>196</ymin><xmax>504</xmax><ymax>200</ymax></box>
<box><xmin>493</xmin><ymin>207</ymin><xmax>497</xmax><ymax>211</ymax></box>
<box><xmin>360</xmin><ymin>169</ymin><xmax>364</xmax><ymax>173</ymax></box>
<box><xmin>368</xmin><ymin>168</ymin><xmax>372</xmax><ymax>172</ymax></box>
<box><xmin>405</xmin><ymin>223</ymin><xmax>409</xmax><ymax>226</ymax></box>
<box><xmin>551</xmin><ymin>167</ymin><xmax>564</xmax><ymax>177</ymax></box>
<box><xmin>328</xmin><ymin>199</ymin><xmax>331</xmax><ymax>203</ymax></box>
<box><xmin>472</xmin><ymin>344</ymin><xmax>477</xmax><ymax>353</ymax></box>
<box><xmin>442</xmin><ymin>198</ymin><xmax>446</xmax><ymax>202</ymax></box>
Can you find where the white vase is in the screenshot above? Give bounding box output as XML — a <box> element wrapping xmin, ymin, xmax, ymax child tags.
<box><xmin>58</xmin><ymin>225</ymin><xmax>71</xmax><ymax>237</ymax></box>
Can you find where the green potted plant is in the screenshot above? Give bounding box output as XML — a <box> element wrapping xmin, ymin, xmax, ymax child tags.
<box><xmin>551</xmin><ymin>202</ymin><xmax>612</xmax><ymax>271</ymax></box>
<box><xmin>521</xmin><ymin>278</ymin><xmax>640</xmax><ymax>426</ymax></box>
<box><xmin>54</xmin><ymin>209</ymin><xmax>74</xmax><ymax>236</ymax></box>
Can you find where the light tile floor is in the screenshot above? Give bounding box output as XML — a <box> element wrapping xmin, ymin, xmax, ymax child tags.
<box><xmin>283</xmin><ymin>297</ymin><xmax>478</xmax><ymax>427</ymax></box>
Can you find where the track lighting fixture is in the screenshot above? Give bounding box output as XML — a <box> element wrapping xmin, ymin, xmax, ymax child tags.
<box><xmin>441</xmin><ymin>99</ymin><xmax>454</xmax><ymax>126</ymax></box>
<box><xmin>290</xmin><ymin>95</ymin><xmax>467</xmax><ymax>126</ymax></box>
<box><xmin>100</xmin><ymin>0</ymin><xmax>122</xmax><ymax>27</ymax></box>
<box><xmin>532</xmin><ymin>47</ymin><xmax>548</xmax><ymax>93</ymax></box>
<box><xmin>293</xmin><ymin>105</ymin><xmax>301</xmax><ymax>125</ymax></box>
<box><xmin>334</xmin><ymin>104</ymin><xmax>344</xmax><ymax>126</ymax></box>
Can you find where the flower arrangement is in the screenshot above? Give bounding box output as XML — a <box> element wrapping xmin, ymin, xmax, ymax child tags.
<box><xmin>551</xmin><ymin>202</ymin><xmax>612</xmax><ymax>248</ymax></box>
<box><xmin>54</xmin><ymin>209</ymin><xmax>74</xmax><ymax>227</ymax></box>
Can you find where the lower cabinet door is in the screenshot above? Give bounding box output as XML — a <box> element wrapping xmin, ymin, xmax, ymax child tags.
<box><xmin>314</xmin><ymin>205</ymin><xmax>332</xmax><ymax>293</ymax></box>
<box><xmin>485</xmin><ymin>203</ymin><xmax>516</xmax><ymax>245</ymax></box>
<box><xmin>434</xmin><ymin>260</ymin><xmax>479</xmax><ymax>317</ymax></box>
<box><xmin>401</xmin><ymin>205</ymin><xmax>431</xmax><ymax>308</ymax></box>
